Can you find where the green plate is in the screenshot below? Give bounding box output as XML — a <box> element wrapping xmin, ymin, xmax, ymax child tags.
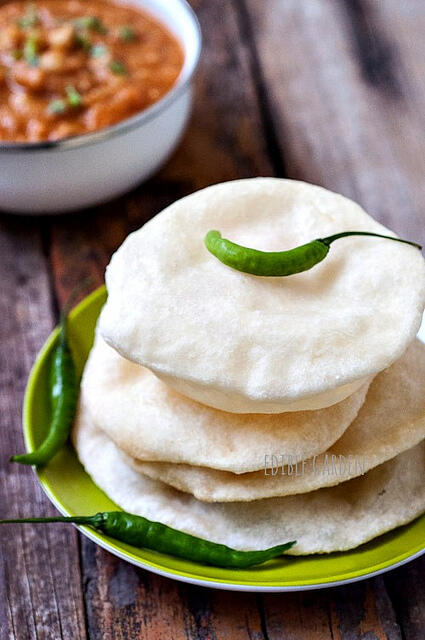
<box><xmin>23</xmin><ymin>286</ymin><xmax>425</xmax><ymax>591</ymax></box>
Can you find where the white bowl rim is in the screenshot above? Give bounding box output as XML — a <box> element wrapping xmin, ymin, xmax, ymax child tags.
<box><xmin>0</xmin><ymin>0</ymin><xmax>201</xmax><ymax>153</ymax></box>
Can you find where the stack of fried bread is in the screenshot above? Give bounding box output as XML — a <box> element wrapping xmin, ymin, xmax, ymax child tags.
<box><xmin>73</xmin><ymin>178</ymin><xmax>425</xmax><ymax>555</ymax></box>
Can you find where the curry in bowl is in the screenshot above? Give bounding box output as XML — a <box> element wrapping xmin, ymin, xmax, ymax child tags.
<box><xmin>0</xmin><ymin>0</ymin><xmax>184</xmax><ymax>142</ymax></box>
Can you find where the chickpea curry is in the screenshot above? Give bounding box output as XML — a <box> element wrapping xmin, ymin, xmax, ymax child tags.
<box><xmin>0</xmin><ymin>1</ymin><xmax>184</xmax><ymax>142</ymax></box>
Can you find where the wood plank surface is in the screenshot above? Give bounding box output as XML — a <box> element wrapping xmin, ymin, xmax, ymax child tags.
<box><xmin>0</xmin><ymin>217</ymin><xmax>87</xmax><ymax>639</ymax></box>
<box><xmin>242</xmin><ymin>0</ymin><xmax>425</xmax><ymax>241</ymax></box>
<box><xmin>0</xmin><ymin>0</ymin><xmax>424</xmax><ymax>638</ymax></box>
<box><xmin>257</xmin><ymin>578</ymin><xmax>403</xmax><ymax>640</ymax></box>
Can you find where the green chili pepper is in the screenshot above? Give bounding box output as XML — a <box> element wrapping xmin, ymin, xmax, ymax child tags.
<box><xmin>11</xmin><ymin>310</ymin><xmax>78</xmax><ymax>466</ymax></box>
<box><xmin>0</xmin><ymin>512</ymin><xmax>296</xmax><ymax>568</ymax></box>
<box><xmin>205</xmin><ymin>230</ymin><xmax>422</xmax><ymax>277</ymax></box>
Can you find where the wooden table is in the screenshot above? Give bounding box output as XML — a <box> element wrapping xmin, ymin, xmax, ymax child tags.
<box><xmin>1</xmin><ymin>1</ymin><xmax>425</xmax><ymax>637</ymax></box>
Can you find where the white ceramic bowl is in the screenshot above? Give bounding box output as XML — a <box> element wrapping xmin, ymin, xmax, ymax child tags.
<box><xmin>0</xmin><ymin>0</ymin><xmax>201</xmax><ymax>214</ymax></box>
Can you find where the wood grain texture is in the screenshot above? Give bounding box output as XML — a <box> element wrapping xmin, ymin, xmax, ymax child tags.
<box><xmin>384</xmin><ymin>555</ymin><xmax>425</xmax><ymax>639</ymax></box>
<box><xmin>0</xmin><ymin>217</ymin><xmax>87</xmax><ymax>640</ymax></box>
<box><xmin>242</xmin><ymin>0</ymin><xmax>425</xmax><ymax>242</ymax></box>
<box><xmin>180</xmin><ymin>584</ymin><xmax>264</xmax><ymax>639</ymax></box>
<box><xmin>254</xmin><ymin>578</ymin><xmax>402</xmax><ymax>640</ymax></box>
<box><xmin>81</xmin><ymin>540</ymin><xmax>190</xmax><ymax>639</ymax></box>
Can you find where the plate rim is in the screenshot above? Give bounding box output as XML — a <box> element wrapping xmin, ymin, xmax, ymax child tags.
<box><xmin>22</xmin><ymin>285</ymin><xmax>425</xmax><ymax>591</ymax></box>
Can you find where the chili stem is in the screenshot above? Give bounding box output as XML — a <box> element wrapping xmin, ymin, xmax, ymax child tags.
<box><xmin>321</xmin><ymin>231</ymin><xmax>422</xmax><ymax>249</ymax></box>
<box><xmin>0</xmin><ymin>516</ymin><xmax>96</xmax><ymax>525</ymax></box>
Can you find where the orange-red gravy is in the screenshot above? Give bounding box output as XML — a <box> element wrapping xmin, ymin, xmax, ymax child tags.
<box><xmin>0</xmin><ymin>0</ymin><xmax>184</xmax><ymax>141</ymax></box>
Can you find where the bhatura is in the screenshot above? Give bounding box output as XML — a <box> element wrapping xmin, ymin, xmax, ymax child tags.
<box><xmin>73</xmin><ymin>178</ymin><xmax>425</xmax><ymax>556</ymax></box>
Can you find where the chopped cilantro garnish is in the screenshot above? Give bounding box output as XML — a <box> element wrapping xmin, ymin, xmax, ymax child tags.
<box><xmin>66</xmin><ymin>85</ymin><xmax>83</xmax><ymax>108</ymax></box>
<box><xmin>48</xmin><ymin>99</ymin><xmax>66</xmax><ymax>114</ymax></box>
<box><xmin>74</xmin><ymin>16</ymin><xmax>107</xmax><ymax>34</ymax></box>
<box><xmin>109</xmin><ymin>60</ymin><xmax>127</xmax><ymax>75</ymax></box>
<box><xmin>23</xmin><ymin>35</ymin><xmax>39</xmax><ymax>66</ymax></box>
<box><xmin>75</xmin><ymin>32</ymin><xmax>92</xmax><ymax>51</ymax></box>
<box><xmin>118</xmin><ymin>26</ymin><xmax>136</xmax><ymax>42</ymax></box>
<box><xmin>17</xmin><ymin>3</ymin><xmax>39</xmax><ymax>29</ymax></box>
